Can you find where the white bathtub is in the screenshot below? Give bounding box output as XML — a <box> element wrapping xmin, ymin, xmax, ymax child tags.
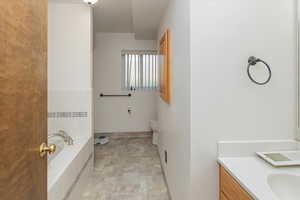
<box><xmin>48</xmin><ymin>136</ymin><xmax>93</xmax><ymax>200</ymax></box>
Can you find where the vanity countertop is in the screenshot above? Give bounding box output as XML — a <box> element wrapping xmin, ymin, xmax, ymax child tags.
<box><xmin>218</xmin><ymin>156</ymin><xmax>300</xmax><ymax>200</ymax></box>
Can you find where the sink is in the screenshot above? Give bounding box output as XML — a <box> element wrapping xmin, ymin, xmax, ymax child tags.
<box><xmin>267</xmin><ymin>174</ymin><xmax>300</xmax><ymax>200</ymax></box>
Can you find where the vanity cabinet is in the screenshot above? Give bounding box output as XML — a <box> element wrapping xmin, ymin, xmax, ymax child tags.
<box><xmin>219</xmin><ymin>166</ymin><xmax>254</xmax><ymax>200</ymax></box>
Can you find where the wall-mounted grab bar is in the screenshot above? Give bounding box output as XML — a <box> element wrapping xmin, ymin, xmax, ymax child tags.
<box><xmin>100</xmin><ymin>93</ymin><xmax>132</xmax><ymax>97</ymax></box>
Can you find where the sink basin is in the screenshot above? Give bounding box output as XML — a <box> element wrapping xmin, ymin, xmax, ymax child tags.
<box><xmin>268</xmin><ymin>174</ymin><xmax>300</xmax><ymax>200</ymax></box>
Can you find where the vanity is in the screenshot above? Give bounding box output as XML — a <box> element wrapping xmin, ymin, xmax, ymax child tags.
<box><xmin>217</xmin><ymin>140</ymin><xmax>300</xmax><ymax>200</ymax></box>
<box><xmin>218</xmin><ymin>4</ymin><xmax>300</xmax><ymax>197</ymax></box>
<box><xmin>219</xmin><ymin>165</ymin><xmax>253</xmax><ymax>200</ymax></box>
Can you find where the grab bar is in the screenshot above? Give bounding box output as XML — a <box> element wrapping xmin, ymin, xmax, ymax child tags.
<box><xmin>100</xmin><ymin>93</ymin><xmax>132</xmax><ymax>97</ymax></box>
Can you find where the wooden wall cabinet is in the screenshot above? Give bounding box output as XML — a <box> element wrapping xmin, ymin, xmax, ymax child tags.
<box><xmin>219</xmin><ymin>166</ymin><xmax>254</xmax><ymax>200</ymax></box>
<box><xmin>159</xmin><ymin>29</ymin><xmax>171</xmax><ymax>104</ymax></box>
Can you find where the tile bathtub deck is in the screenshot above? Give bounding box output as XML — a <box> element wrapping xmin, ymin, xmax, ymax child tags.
<box><xmin>81</xmin><ymin>137</ymin><xmax>170</xmax><ymax>200</ymax></box>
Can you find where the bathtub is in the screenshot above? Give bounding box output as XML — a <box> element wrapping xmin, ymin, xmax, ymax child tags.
<box><xmin>48</xmin><ymin>135</ymin><xmax>93</xmax><ymax>200</ymax></box>
<box><xmin>48</xmin><ymin>137</ymin><xmax>65</xmax><ymax>163</ymax></box>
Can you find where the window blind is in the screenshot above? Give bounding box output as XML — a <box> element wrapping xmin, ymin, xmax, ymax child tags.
<box><xmin>122</xmin><ymin>50</ymin><xmax>159</xmax><ymax>91</ymax></box>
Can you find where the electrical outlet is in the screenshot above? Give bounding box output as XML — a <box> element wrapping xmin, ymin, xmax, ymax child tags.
<box><xmin>127</xmin><ymin>106</ymin><xmax>132</xmax><ymax>114</ymax></box>
<box><xmin>164</xmin><ymin>150</ymin><xmax>167</xmax><ymax>164</ymax></box>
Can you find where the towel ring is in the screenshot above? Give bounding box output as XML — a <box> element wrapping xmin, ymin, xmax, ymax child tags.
<box><xmin>247</xmin><ymin>56</ymin><xmax>272</xmax><ymax>85</ymax></box>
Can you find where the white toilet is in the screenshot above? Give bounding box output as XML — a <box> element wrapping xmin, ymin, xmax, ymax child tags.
<box><xmin>150</xmin><ymin>120</ymin><xmax>159</xmax><ymax>145</ymax></box>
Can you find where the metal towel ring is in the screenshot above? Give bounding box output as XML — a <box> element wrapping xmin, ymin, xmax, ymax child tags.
<box><xmin>247</xmin><ymin>56</ymin><xmax>272</xmax><ymax>85</ymax></box>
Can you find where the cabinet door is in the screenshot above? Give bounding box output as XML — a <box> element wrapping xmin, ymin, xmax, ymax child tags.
<box><xmin>219</xmin><ymin>166</ymin><xmax>253</xmax><ymax>200</ymax></box>
<box><xmin>220</xmin><ymin>192</ymin><xmax>229</xmax><ymax>200</ymax></box>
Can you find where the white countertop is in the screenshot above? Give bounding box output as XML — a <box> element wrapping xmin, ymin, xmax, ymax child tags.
<box><xmin>218</xmin><ymin>156</ymin><xmax>300</xmax><ymax>200</ymax></box>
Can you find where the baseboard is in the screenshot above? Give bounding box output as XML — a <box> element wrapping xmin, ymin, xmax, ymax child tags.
<box><xmin>94</xmin><ymin>131</ymin><xmax>152</xmax><ymax>139</ymax></box>
<box><xmin>157</xmin><ymin>148</ymin><xmax>173</xmax><ymax>200</ymax></box>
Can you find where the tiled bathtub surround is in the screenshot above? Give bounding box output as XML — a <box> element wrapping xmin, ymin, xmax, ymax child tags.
<box><xmin>48</xmin><ymin>112</ymin><xmax>88</xmax><ymax>118</ymax></box>
<box><xmin>80</xmin><ymin>137</ymin><xmax>170</xmax><ymax>200</ymax></box>
<box><xmin>47</xmin><ymin>89</ymin><xmax>94</xmax><ymax>200</ymax></box>
<box><xmin>48</xmin><ymin>89</ymin><xmax>92</xmax><ymax>139</ymax></box>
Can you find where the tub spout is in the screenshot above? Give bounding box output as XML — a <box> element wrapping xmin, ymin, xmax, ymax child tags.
<box><xmin>48</xmin><ymin>130</ymin><xmax>74</xmax><ymax>145</ymax></box>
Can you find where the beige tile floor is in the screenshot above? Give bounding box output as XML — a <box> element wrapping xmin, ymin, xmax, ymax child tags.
<box><xmin>81</xmin><ymin>137</ymin><xmax>170</xmax><ymax>200</ymax></box>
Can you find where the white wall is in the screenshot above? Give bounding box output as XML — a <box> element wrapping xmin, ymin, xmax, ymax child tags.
<box><xmin>94</xmin><ymin>33</ymin><xmax>157</xmax><ymax>133</ymax></box>
<box><xmin>48</xmin><ymin>1</ymin><xmax>93</xmax><ymax>139</ymax></box>
<box><xmin>190</xmin><ymin>0</ymin><xmax>297</xmax><ymax>199</ymax></box>
<box><xmin>48</xmin><ymin>1</ymin><xmax>93</xmax><ymax>90</ymax></box>
<box><xmin>157</xmin><ymin>0</ymin><xmax>191</xmax><ymax>199</ymax></box>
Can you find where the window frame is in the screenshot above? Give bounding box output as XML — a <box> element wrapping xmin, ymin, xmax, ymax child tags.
<box><xmin>121</xmin><ymin>50</ymin><xmax>159</xmax><ymax>91</ymax></box>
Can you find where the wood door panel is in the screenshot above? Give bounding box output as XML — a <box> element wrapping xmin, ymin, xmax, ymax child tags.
<box><xmin>0</xmin><ymin>0</ymin><xmax>47</xmax><ymax>200</ymax></box>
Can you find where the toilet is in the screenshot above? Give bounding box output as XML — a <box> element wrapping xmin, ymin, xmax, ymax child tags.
<box><xmin>150</xmin><ymin>120</ymin><xmax>159</xmax><ymax>145</ymax></box>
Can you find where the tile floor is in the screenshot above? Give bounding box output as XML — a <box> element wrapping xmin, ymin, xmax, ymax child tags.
<box><xmin>81</xmin><ymin>137</ymin><xmax>170</xmax><ymax>200</ymax></box>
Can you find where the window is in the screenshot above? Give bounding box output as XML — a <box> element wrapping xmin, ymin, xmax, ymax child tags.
<box><xmin>122</xmin><ymin>50</ymin><xmax>159</xmax><ymax>91</ymax></box>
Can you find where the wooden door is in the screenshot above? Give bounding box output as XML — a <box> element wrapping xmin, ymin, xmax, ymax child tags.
<box><xmin>0</xmin><ymin>0</ymin><xmax>48</xmax><ymax>200</ymax></box>
<box><xmin>159</xmin><ymin>29</ymin><xmax>171</xmax><ymax>104</ymax></box>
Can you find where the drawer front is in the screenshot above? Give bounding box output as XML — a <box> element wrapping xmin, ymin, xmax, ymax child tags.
<box><xmin>219</xmin><ymin>166</ymin><xmax>253</xmax><ymax>200</ymax></box>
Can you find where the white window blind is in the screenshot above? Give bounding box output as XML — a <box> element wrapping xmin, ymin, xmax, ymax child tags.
<box><xmin>122</xmin><ymin>50</ymin><xmax>159</xmax><ymax>91</ymax></box>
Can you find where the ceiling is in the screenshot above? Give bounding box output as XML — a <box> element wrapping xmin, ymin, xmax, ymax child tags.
<box><xmin>93</xmin><ymin>0</ymin><xmax>169</xmax><ymax>40</ymax></box>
